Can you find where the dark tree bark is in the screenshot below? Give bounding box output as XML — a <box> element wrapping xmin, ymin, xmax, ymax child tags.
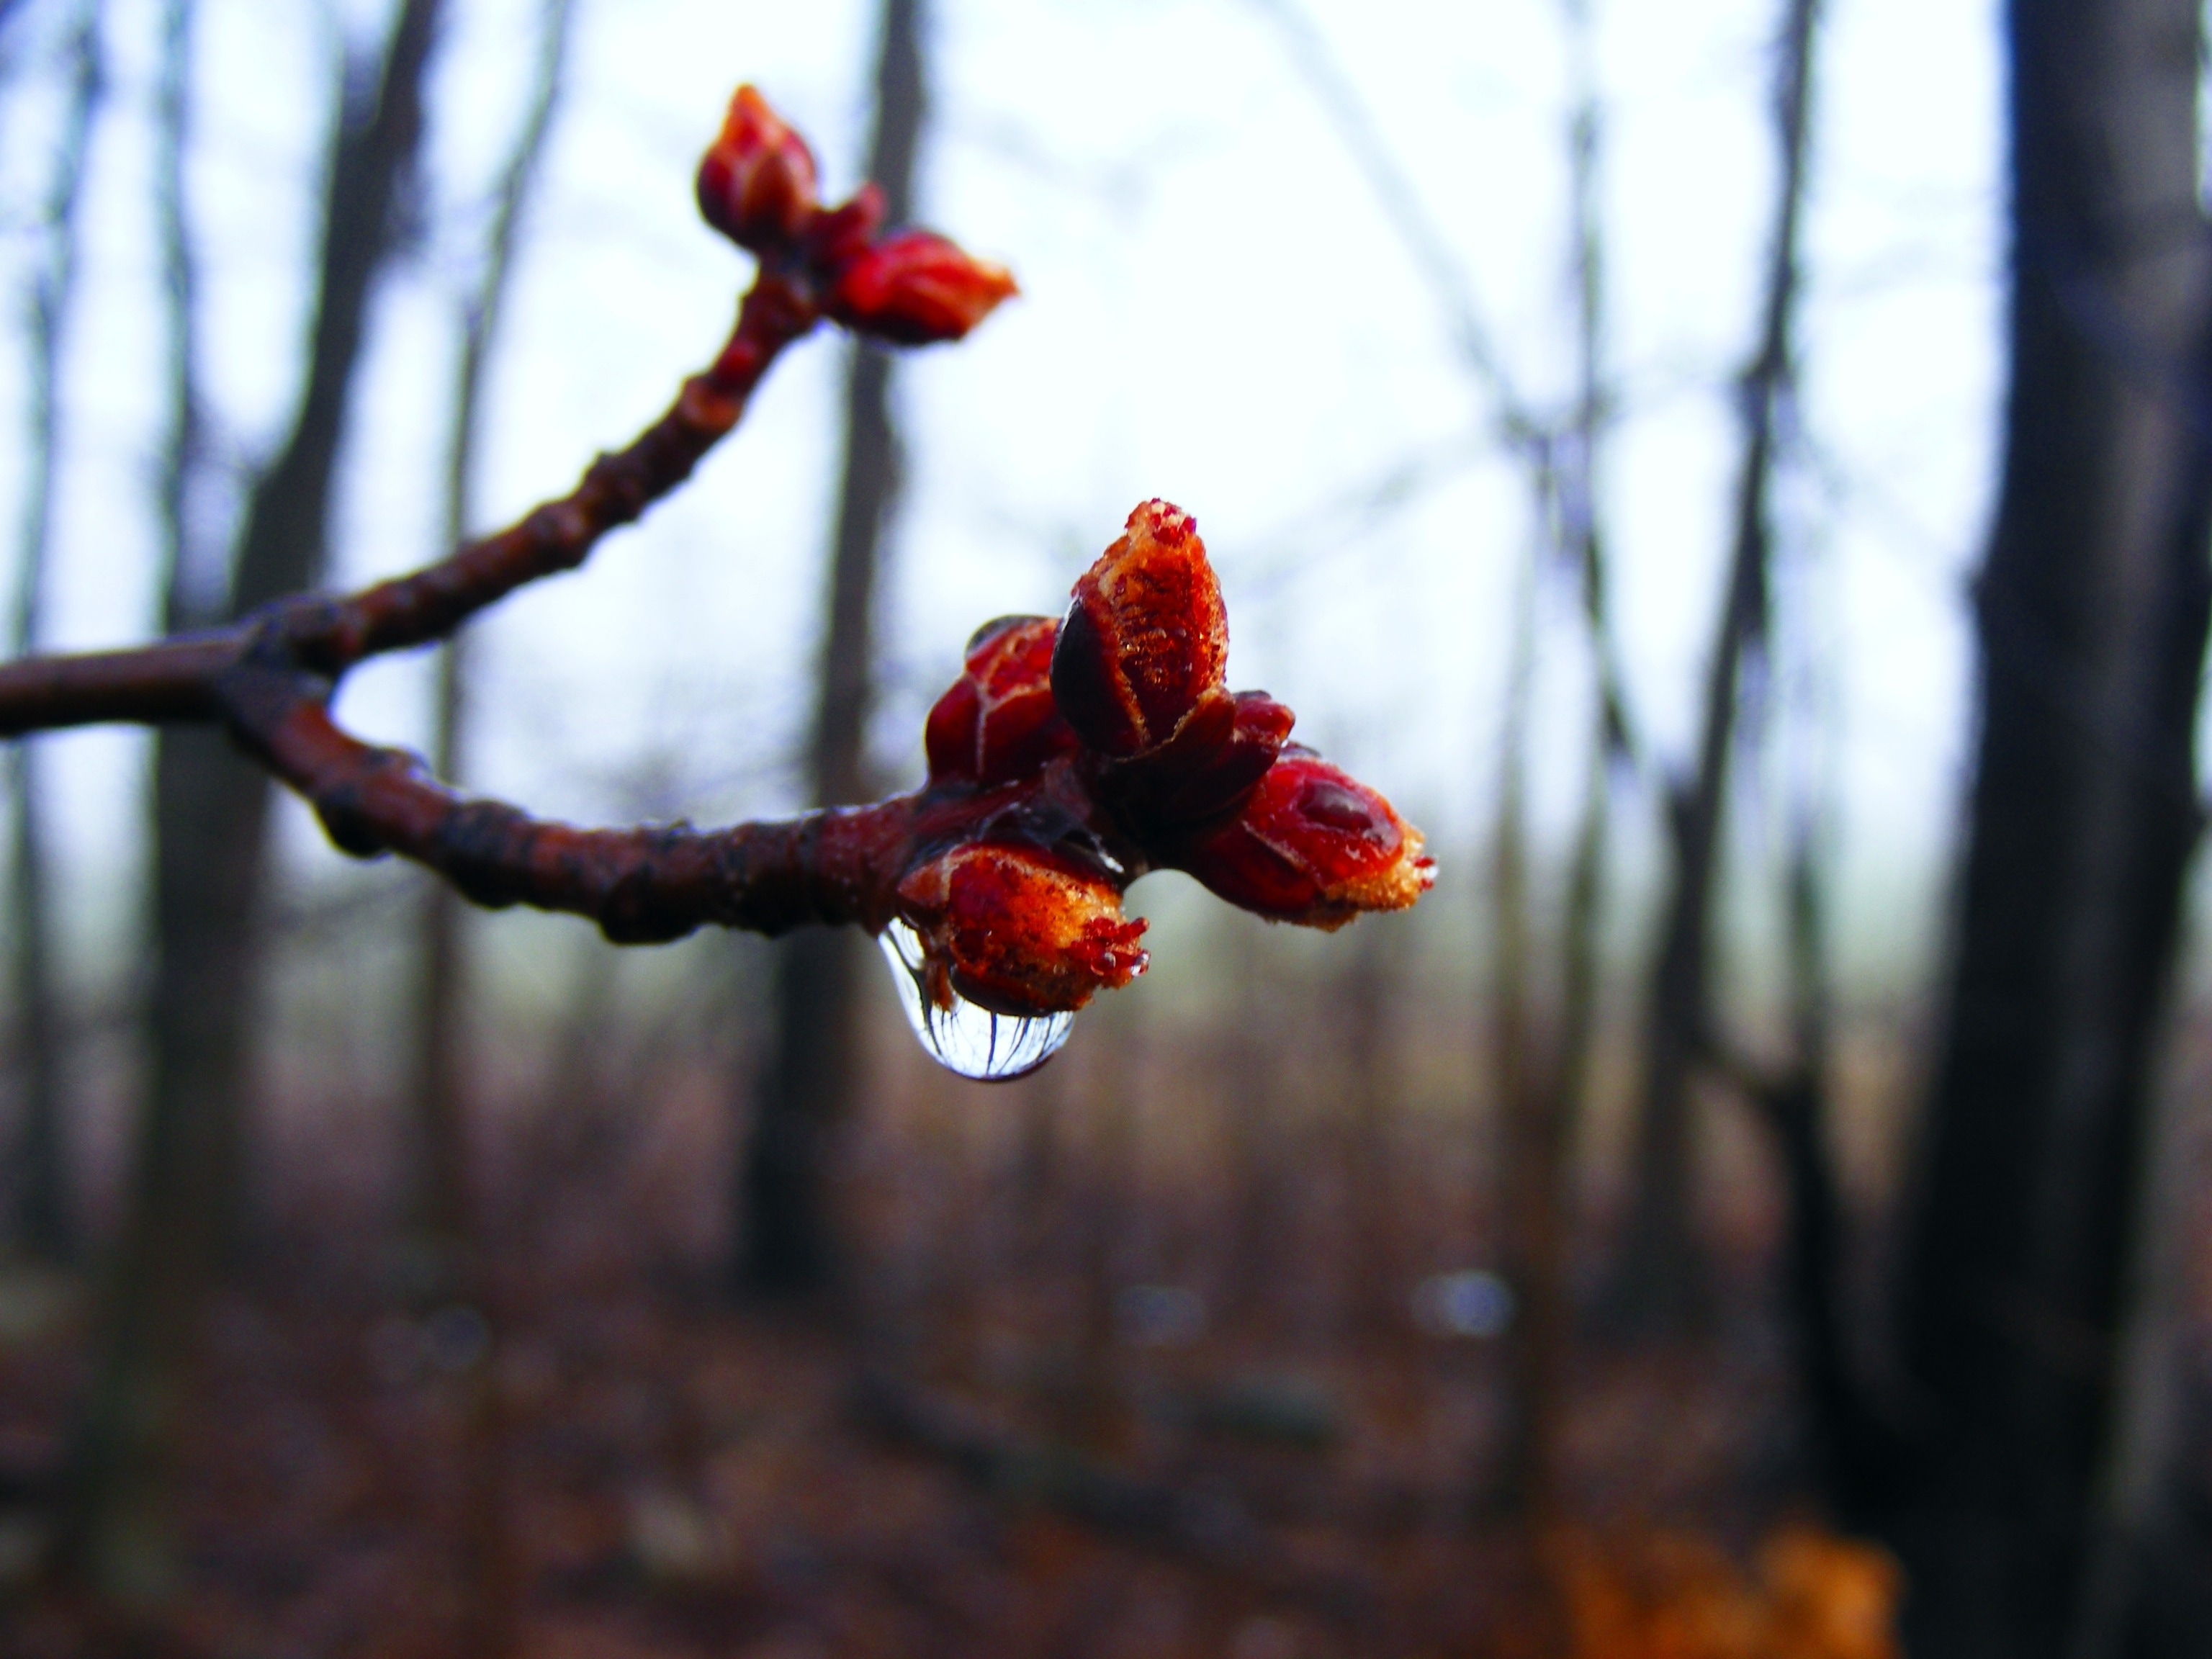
<box><xmin>62</xmin><ymin>0</ymin><xmax>444</xmax><ymax>1603</ymax></box>
<box><xmin>739</xmin><ymin>0</ymin><xmax>927</xmax><ymax>1298</ymax></box>
<box><xmin>5</xmin><ymin>0</ymin><xmax>102</xmax><ymax>1264</ymax></box>
<box><xmin>1875</xmin><ymin>1</ymin><xmax>2212</xmax><ymax>1651</ymax></box>
<box><xmin>1608</xmin><ymin>0</ymin><xmax>1820</xmax><ymax>1336</ymax></box>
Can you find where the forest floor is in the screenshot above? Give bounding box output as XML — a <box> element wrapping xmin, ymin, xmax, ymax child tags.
<box><xmin>0</xmin><ymin>1012</ymin><xmax>1913</xmax><ymax>1659</ymax></box>
<box><xmin>0</xmin><ymin>1208</ymin><xmax>1897</xmax><ymax>1659</ymax></box>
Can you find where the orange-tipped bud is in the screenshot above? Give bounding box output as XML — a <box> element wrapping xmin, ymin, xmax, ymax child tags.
<box><xmin>896</xmin><ymin>843</ymin><xmax>1148</xmax><ymax>1016</ymax></box>
<box><xmin>697</xmin><ymin>86</ymin><xmax>820</xmax><ymax>251</ymax></box>
<box><xmin>827</xmin><ymin>230</ymin><xmax>1018</xmax><ymax>346</ymax></box>
<box><xmin>1170</xmin><ymin>749</ymin><xmax>1435</xmax><ymax>928</ymax></box>
<box><xmin>1051</xmin><ymin>500</ymin><xmax>1230</xmax><ymax>760</ymax></box>
<box><xmin>924</xmin><ymin>616</ymin><xmax>1077</xmax><ymax>786</ymax></box>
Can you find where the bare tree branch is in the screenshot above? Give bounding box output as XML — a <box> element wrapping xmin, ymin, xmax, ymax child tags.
<box><xmin>1242</xmin><ymin>0</ymin><xmax>1537</xmax><ymax>444</ymax></box>
<box><xmin>0</xmin><ymin>94</ymin><xmax>1426</xmax><ymax>983</ymax></box>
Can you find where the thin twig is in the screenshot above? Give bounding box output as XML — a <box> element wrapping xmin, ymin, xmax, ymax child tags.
<box><xmin>1241</xmin><ymin>0</ymin><xmax>1540</xmax><ymax>449</ymax></box>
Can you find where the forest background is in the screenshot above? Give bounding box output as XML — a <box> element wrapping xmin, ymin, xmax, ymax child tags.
<box><xmin>7</xmin><ymin>0</ymin><xmax>2204</xmax><ymax>1655</ymax></box>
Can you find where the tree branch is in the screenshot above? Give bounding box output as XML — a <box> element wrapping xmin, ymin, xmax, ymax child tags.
<box><xmin>0</xmin><ymin>84</ymin><xmax>893</xmax><ymax>932</ymax></box>
<box><xmin>0</xmin><ymin>88</ymin><xmax>1434</xmax><ymax>1017</ymax></box>
<box><xmin>0</xmin><ymin>246</ymin><xmax>891</xmax><ymax>935</ymax></box>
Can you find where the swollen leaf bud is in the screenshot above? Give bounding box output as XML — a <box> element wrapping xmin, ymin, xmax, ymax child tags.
<box><xmin>697</xmin><ymin>86</ymin><xmax>819</xmax><ymax>251</ymax></box>
<box><xmin>1170</xmin><ymin>749</ymin><xmax>1435</xmax><ymax>929</ymax></box>
<box><xmin>896</xmin><ymin>843</ymin><xmax>1148</xmax><ymax>1016</ymax></box>
<box><xmin>827</xmin><ymin>230</ymin><xmax>1019</xmax><ymax>346</ymax></box>
<box><xmin>924</xmin><ymin>616</ymin><xmax>1076</xmax><ymax>786</ymax></box>
<box><xmin>1051</xmin><ymin>500</ymin><xmax>1230</xmax><ymax>759</ymax></box>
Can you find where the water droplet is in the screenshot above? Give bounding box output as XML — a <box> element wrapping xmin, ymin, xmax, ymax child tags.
<box><xmin>878</xmin><ymin>918</ymin><xmax>1074</xmax><ymax>1082</ymax></box>
<box><xmin>1115</xmin><ymin>1283</ymin><xmax>1208</xmax><ymax>1346</ymax></box>
<box><xmin>423</xmin><ymin>1303</ymin><xmax>491</xmax><ymax>1372</ymax></box>
<box><xmin>1411</xmin><ymin>1269</ymin><xmax>1515</xmax><ymax>1339</ymax></box>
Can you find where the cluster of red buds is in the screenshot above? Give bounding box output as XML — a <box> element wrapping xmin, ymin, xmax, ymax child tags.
<box><xmin>698</xmin><ymin>86</ymin><xmax>1017</xmax><ymax>345</ymax></box>
<box><xmin>890</xmin><ymin>500</ymin><xmax>1436</xmax><ymax>1021</ymax></box>
<box><xmin>697</xmin><ymin>86</ymin><xmax>1434</xmax><ymax>1023</ymax></box>
<box><xmin>0</xmin><ymin>85</ymin><xmax>1431</xmax><ymax>1066</ymax></box>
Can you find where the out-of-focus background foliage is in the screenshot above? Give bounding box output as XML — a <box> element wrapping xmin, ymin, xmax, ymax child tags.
<box><xmin>2</xmin><ymin>0</ymin><xmax>2209</xmax><ymax>1654</ymax></box>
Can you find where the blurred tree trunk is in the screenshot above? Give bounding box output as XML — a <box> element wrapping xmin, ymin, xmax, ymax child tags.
<box><xmin>150</xmin><ymin>0</ymin><xmax>208</xmax><ymax>721</ymax></box>
<box><xmin>1485</xmin><ymin>494</ymin><xmax>1544</xmax><ymax>1512</ymax></box>
<box><xmin>1494</xmin><ymin>0</ymin><xmax>1620</xmax><ymax>1524</ymax></box>
<box><xmin>1877</xmin><ymin>1</ymin><xmax>2212</xmax><ymax>1651</ymax></box>
<box><xmin>405</xmin><ymin>9</ymin><xmax>572</xmax><ymax>1656</ymax></box>
<box><xmin>406</xmin><ymin>0</ymin><xmax>575</xmax><ymax>1298</ymax></box>
<box><xmin>5</xmin><ymin>0</ymin><xmax>102</xmax><ymax>1264</ymax></box>
<box><xmin>739</xmin><ymin>0</ymin><xmax>927</xmax><ymax>1299</ymax></box>
<box><xmin>1220</xmin><ymin>921</ymin><xmax>1284</xmax><ymax>1328</ymax></box>
<box><xmin>1341</xmin><ymin>924</ymin><xmax>1398</xmax><ymax>1345</ymax></box>
<box><xmin>1608</xmin><ymin>0</ymin><xmax>1819</xmax><ymax>1336</ymax></box>
<box><xmin>62</xmin><ymin>0</ymin><xmax>443</xmax><ymax>1604</ymax></box>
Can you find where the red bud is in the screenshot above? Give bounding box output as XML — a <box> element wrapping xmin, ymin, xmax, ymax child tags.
<box><xmin>896</xmin><ymin>843</ymin><xmax>1148</xmax><ymax>1016</ymax></box>
<box><xmin>1051</xmin><ymin>500</ymin><xmax>1230</xmax><ymax>760</ymax></box>
<box><xmin>1094</xmin><ymin>689</ymin><xmax>1295</xmax><ymax>828</ymax></box>
<box><xmin>697</xmin><ymin>86</ymin><xmax>819</xmax><ymax>251</ymax></box>
<box><xmin>1169</xmin><ymin>749</ymin><xmax>1435</xmax><ymax>928</ymax></box>
<box><xmin>924</xmin><ymin>616</ymin><xmax>1076</xmax><ymax>786</ymax></box>
<box><xmin>827</xmin><ymin>230</ymin><xmax>1018</xmax><ymax>346</ymax></box>
<box><xmin>805</xmin><ymin>184</ymin><xmax>886</xmax><ymax>272</ymax></box>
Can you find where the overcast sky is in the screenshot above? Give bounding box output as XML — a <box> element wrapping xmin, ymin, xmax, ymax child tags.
<box><xmin>0</xmin><ymin>0</ymin><xmax>2003</xmax><ymax>1001</ymax></box>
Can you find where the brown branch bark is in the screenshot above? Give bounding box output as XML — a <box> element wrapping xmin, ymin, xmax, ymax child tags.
<box><xmin>0</xmin><ymin>269</ymin><xmax>956</xmax><ymax>951</ymax></box>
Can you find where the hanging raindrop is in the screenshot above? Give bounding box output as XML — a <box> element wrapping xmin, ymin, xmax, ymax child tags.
<box><xmin>878</xmin><ymin>918</ymin><xmax>1074</xmax><ymax>1082</ymax></box>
